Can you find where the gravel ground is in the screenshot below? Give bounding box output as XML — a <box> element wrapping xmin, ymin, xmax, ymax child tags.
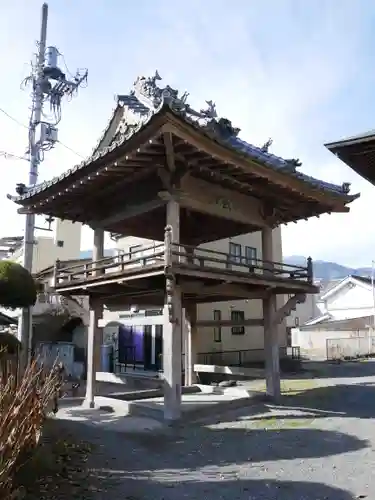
<box><xmin>50</xmin><ymin>363</ymin><xmax>375</xmax><ymax>500</ymax></box>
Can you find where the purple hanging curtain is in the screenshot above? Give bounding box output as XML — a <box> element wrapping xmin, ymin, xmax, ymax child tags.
<box><xmin>132</xmin><ymin>326</ymin><xmax>144</xmax><ymax>363</ymax></box>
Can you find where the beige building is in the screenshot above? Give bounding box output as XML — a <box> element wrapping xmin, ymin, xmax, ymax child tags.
<box><xmin>1</xmin><ymin>219</ymin><xmax>82</xmax><ymax>321</ymax></box>
<box><xmin>5</xmin><ymin>219</ymin><xmax>82</xmax><ymax>274</ymax></box>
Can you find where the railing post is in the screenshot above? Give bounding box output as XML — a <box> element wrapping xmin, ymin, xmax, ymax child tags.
<box><xmin>307</xmin><ymin>256</ymin><xmax>313</xmax><ymax>284</ymax></box>
<box><xmin>164</xmin><ymin>225</ymin><xmax>173</xmax><ymax>270</ymax></box>
<box><xmin>93</xmin><ymin>228</ymin><xmax>104</xmax><ymax>277</ymax></box>
<box><xmin>52</xmin><ymin>259</ymin><xmax>60</xmax><ymax>288</ymax></box>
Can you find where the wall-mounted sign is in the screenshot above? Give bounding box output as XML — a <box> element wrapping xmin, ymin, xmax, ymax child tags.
<box><xmin>216</xmin><ymin>197</ymin><xmax>232</xmax><ymax>210</ymax></box>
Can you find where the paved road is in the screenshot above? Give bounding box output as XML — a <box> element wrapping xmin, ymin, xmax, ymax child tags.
<box><xmin>61</xmin><ymin>363</ymin><xmax>375</xmax><ymax>499</ymax></box>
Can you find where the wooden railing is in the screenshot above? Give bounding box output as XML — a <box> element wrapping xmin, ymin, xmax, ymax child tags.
<box><xmin>53</xmin><ymin>243</ymin><xmax>165</xmax><ymax>286</ymax></box>
<box><xmin>53</xmin><ymin>239</ymin><xmax>313</xmax><ymax>286</ymax></box>
<box><xmin>169</xmin><ymin>243</ymin><xmax>313</xmax><ymax>283</ymax></box>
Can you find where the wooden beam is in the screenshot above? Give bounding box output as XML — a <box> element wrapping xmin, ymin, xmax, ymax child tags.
<box><xmin>195</xmin><ymin>318</ymin><xmax>264</xmax><ymax>327</ymax></box>
<box><xmin>163</xmin><ymin>115</ymin><xmax>353</xmax><ymax>208</ymax></box>
<box><xmin>272</xmin><ymin>293</ymin><xmax>306</xmax><ymax>325</ymax></box>
<box><xmin>163</xmin><ymin>131</ymin><xmax>176</xmax><ymax>173</ymax></box>
<box><xmin>175</xmin><ymin>149</ymin><xmax>294</xmax><ymax>215</ymax></box>
<box><xmin>89</xmin><ymin>198</ymin><xmax>166</xmax><ymax>229</ymax></box>
<box><xmin>181</xmin><ymin>280</ymin><xmax>269</xmax><ymax>299</ymax></box>
<box><xmin>181</xmin><ymin>176</ymin><xmax>268</xmax><ymax>227</ymax></box>
<box><xmin>174</xmin><ymin>266</ymin><xmax>316</xmax><ymax>292</ymax></box>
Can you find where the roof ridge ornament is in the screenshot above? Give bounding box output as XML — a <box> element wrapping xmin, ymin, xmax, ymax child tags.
<box><xmin>132</xmin><ymin>71</ymin><xmax>219</xmax><ymax>121</ymax></box>
<box><xmin>261</xmin><ymin>138</ymin><xmax>273</xmax><ymax>152</ymax></box>
<box><xmin>285</xmin><ymin>158</ymin><xmax>302</xmax><ymax>168</ymax></box>
<box><xmin>205</xmin><ymin>117</ymin><xmax>241</xmax><ymax>139</ymax></box>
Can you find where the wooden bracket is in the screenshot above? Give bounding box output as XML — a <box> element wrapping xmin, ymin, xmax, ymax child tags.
<box><xmin>272</xmin><ymin>293</ymin><xmax>306</xmax><ymax>326</ymax></box>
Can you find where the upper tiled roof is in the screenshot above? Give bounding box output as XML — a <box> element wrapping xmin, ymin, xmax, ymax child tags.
<box><xmin>11</xmin><ymin>71</ymin><xmax>356</xmax><ymax>203</ymax></box>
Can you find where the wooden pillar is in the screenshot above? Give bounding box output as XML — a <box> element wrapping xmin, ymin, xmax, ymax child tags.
<box><xmin>163</xmin><ymin>199</ymin><xmax>182</xmax><ymax>421</ymax></box>
<box><xmin>83</xmin><ymin>228</ymin><xmax>104</xmax><ymax>408</ymax></box>
<box><xmin>184</xmin><ymin>304</ymin><xmax>198</xmax><ymax>386</ymax></box>
<box><xmin>261</xmin><ymin>227</ymin><xmax>281</xmax><ymax>400</ymax></box>
<box><xmin>83</xmin><ymin>297</ymin><xmax>103</xmax><ymax>408</ymax></box>
<box><xmin>92</xmin><ymin>228</ymin><xmax>104</xmax><ymax>368</ymax></box>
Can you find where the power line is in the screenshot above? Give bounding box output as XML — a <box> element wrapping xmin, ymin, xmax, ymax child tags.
<box><xmin>0</xmin><ymin>107</ymin><xmax>28</xmax><ymax>129</ymax></box>
<box><xmin>0</xmin><ymin>105</ymin><xmax>84</xmax><ymax>159</ymax></box>
<box><xmin>0</xmin><ymin>150</ymin><xmax>28</xmax><ymax>161</ymax></box>
<box><xmin>56</xmin><ymin>140</ymin><xmax>84</xmax><ymax>158</ymax></box>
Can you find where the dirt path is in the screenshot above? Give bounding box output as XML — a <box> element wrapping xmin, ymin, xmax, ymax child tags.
<box><xmin>23</xmin><ymin>365</ymin><xmax>375</xmax><ymax>499</ymax></box>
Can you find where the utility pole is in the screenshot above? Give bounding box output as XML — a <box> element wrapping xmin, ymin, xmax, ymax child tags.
<box><xmin>17</xmin><ymin>2</ymin><xmax>88</xmax><ymax>367</ymax></box>
<box><xmin>18</xmin><ymin>3</ymin><xmax>48</xmax><ymax>368</ymax></box>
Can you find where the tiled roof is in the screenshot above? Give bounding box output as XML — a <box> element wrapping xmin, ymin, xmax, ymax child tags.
<box><xmin>11</xmin><ymin>71</ymin><xmax>356</xmax><ymax>203</ymax></box>
<box><xmin>300</xmin><ymin>315</ymin><xmax>373</xmax><ymax>331</ymax></box>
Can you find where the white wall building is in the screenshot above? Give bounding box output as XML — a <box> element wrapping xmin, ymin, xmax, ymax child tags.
<box><xmin>291</xmin><ymin>275</ymin><xmax>375</xmax><ymax>357</ymax></box>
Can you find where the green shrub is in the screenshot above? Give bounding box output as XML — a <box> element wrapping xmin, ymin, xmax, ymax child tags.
<box><xmin>0</xmin><ymin>261</ymin><xmax>37</xmax><ymax>309</ymax></box>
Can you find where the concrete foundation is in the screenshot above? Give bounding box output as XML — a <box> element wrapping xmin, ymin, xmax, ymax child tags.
<box><xmin>56</xmin><ymin>385</ymin><xmax>262</xmax><ymax>429</ymax></box>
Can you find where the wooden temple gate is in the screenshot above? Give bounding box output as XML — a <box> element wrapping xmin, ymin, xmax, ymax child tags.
<box><xmin>10</xmin><ymin>72</ymin><xmax>358</xmax><ymax>421</ymax></box>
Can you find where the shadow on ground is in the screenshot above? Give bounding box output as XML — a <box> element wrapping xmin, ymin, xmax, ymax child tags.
<box><xmin>300</xmin><ymin>359</ymin><xmax>375</xmax><ymax>379</ymax></box>
<box><xmin>41</xmin><ymin>399</ymin><xmax>370</xmax><ymax>500</ymax></box>
<box><xmin>50</xmin><ymin>418</ymin><xmax>365</xmax><ymax>499</ymax></box>
<box><xmin>89</xmin><ymin>475</ymin><xmax>360</xmax><ymax>500</ymax></box>
<box><xmin>243</xmin><ymin>381</ymin><xmax>375</xmax><ymax>425</ymax></box>
<box><xmin>56</xmin><ymin>414</ymin><xmax>367</xmax><ymax>464</ymax></box>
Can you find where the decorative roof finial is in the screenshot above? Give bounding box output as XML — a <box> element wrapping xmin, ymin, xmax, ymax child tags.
<box><xmin>200</xmin><ymin>100</ymin><xmax>217</xmax><ymax>119</ymax></box>
<box><xmin>285</xmin><ymin>158</ymin><xmax>302</xmax><ymax>168</ymax></box>
<box><xmin>261</xmin><ymin>138</ymin><xmax>273</xmax><ymax>152</ymax></box>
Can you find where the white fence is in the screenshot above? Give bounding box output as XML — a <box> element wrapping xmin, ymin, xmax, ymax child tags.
<box><xmin>326</xmin><ymin>336</ymin><xmax>375</xmax><ymax>360</ymax></box>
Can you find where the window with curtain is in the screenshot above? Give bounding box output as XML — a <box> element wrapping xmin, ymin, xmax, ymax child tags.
<box><xmin>245</xmin><ymin>246</ymin><xmax>257</xmax><ymax>266</ymax></box>
<box><xmin>231</xmin><ymin>309</ymin><xmax>245</xmax><ymax>335</ymax></box>
<box><xmin>213</xmin><ymin>309</ymin><xmax>222</xmax><ymax>342</ymax></box>
<box><xmin>229</xmin><ymin>242</ymin><xmax>242</xmax><ymax>264</ymax></box>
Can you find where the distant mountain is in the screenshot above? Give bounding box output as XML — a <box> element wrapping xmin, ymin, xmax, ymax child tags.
<box><xmin>284</xmin><ymin>255</ymin><xmax>372</xmax><ymax>281</ymax></box>
<box><xmin>80</xmin><ymin>249</ymin><xmax>116</xmax><ymax>259</ymax></box>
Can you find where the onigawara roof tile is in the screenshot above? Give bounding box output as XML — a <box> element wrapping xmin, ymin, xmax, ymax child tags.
<box><xmin>11</xmin><ymin>71</ymin><xmax>355</xmax><ymax>203</ymax></box>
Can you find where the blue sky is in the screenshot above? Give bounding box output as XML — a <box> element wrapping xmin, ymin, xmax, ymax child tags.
<box><xmin>0</xmin><ymin>0</ymin><xmax>374</xmax><ymax>266</ymax></box>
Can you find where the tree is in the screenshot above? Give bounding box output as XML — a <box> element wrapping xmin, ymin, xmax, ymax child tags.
<box><xmin>0</xmin><ymin>261</ymin><xmax>37</xmax><ymax>309</ymax></box>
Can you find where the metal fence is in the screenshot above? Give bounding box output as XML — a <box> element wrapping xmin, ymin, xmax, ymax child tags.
<box><xmin>197</xmin><ymin>346</ymin><xmax>300</xmax><ymax>367</ymax></box>
<box><xmin>326</xmin><ymin>336</ymin><xmax>375</xmax><ymax>361</ymax></box>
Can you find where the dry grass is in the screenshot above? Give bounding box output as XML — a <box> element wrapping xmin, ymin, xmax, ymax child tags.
<box><xmin>13</xmin><ymin>419</ymin><xmax>96</xmax><ymax>500</ymax></box>
<box><xmin>0</xmin><ymin>359</ymin><xmax>62</xmax><ymax>499</ymax></box>
<box><xmin>247</xmin><ymin>378</ymin><xmax>319</xmax><ymax>396</ymax></box>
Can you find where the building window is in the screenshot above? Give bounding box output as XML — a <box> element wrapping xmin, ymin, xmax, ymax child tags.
<box><xmin>56</xmin><ymin>240</ymin><xmax>64</xmax><ymax>248</ymax></box>
<box><xmin>231</xmin><ymin>310</ymin><xmax>245</xmax><ymax>335</ymax></box>
<box><xmin>229</xmin><ymin>242</ymin><xmax>242</xmax><ymax>264</ymax></box>
<box><xmin>129</xmin><ymin>245</ymin><xmax>142</xmax><ymax>259</ymax></box>
<box><xmin>145</xmin><ymin>308</ymin><xmax>163</xmax><ymax>316</ymax></box>
<box><xmin>213</xmin><ymin>309</ymin><xmax>222</xmax><ymax>342</ymax></box>
<box><xmin>245</xmin><ymin>246</ymin><xmax>257</xmax><ymax>266</ymax></box>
